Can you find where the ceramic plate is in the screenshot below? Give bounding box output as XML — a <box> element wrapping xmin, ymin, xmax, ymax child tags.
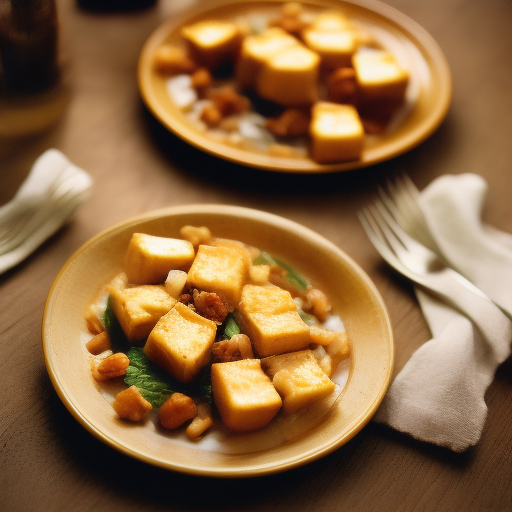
<box><xmin>43</xmin><ymin>205</ymin><xmax>394</xmax><ymax>477</ymax></box>
<box><xmin>138</xmin><ymin>0</ymin><xmax>451</xmax><ymax>173</ymax></box>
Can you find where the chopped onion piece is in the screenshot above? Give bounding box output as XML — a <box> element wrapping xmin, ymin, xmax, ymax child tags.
<box><xmin>166</xmin><ymin>75</ymin><xmax>197</xmax><ymax>110</ymax></box>
<box><xmin>165</xmin><ymin>270</ymin><xmax>188</xmax><ymax>299</ymax></box>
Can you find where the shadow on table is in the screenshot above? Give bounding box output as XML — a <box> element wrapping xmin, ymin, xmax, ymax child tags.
<box><xmin>139</xmin><ymin>103</ymin><xmax>456</xmax><ymax>205</ymax></box>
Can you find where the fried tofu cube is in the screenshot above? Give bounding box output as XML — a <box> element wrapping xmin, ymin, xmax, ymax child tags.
<box><xmin>261</xmin><ymin>350</ymin><xmax>335</xmax><ymax>414</ymax></box>
<box><xmin>144</xmin><ymin>302</ymin><xmax>217</xmax><ymax>383</ymax></box>
<box><xmin>125</xmin><ymin>233</ymin><xmax>195</xmax><ymax>285</ymax></box>
<box><xmin>302</xmin><ymin>29</ymin><xmax>357</xmax><ymax>69</ymax></box>
<box><xmin>256</xmin><ymin>44</ymin><xmax>320</xmax><ymax>106</ymax></box>
<box><xmin>187</xmin><ymin>244</ymin><xmax>249</xmax><ymax>309</ymax></box>
<box><xmin>211</xmin><ymin>359</ymin><xmax>282</xmax><ymax>431</ymax></box>
<box><xmin>309</xmin><ymin>102</ymin><xmax>364</xmax><ymax>163</ymax></box>
<box><xmin>237</xmin><ymin>284</ymin><xmax>311</xmax><ymax>357</ymax></box>
<box><xmin>181</xmin><ymin>20</ymin><xmax>243</xmax><ymax>70</ymax></box>
<box><xmin>352</xmin><ymin>49</ymin><xmax>409</xmax><ymax>104</ymax></box>
<box><xmin>235</xmin><ymin>28</ymin><xmax>298</xmax><ymax>89</ymax></box>
<box><xmin>209</xmin><ymin>237</ymin><xmax>253</xmax><ymax>270</ymax></box>
<box><xmin>109</xmin><ymin>285</ymin><xmax>176</xmax><ymax>342</ymax></box>
<box><xmin>308</xmin><ymin>10</ymin><xmax>352</xmax><ymax>32</ymax></box>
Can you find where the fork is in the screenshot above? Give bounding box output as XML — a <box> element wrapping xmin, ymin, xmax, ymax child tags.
<box><xmin>358</xmin><ymin>200</ymin><xmax>512</xmax><ymax>349</ymax></box>
<box><xmin>378</xmin><ymin>174</ymin><xmax>444</xmax><ymax>260</ymax></box>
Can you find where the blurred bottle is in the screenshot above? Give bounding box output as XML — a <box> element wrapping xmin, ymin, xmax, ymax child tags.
<box><xmin>0</xmin><ymin>0</ymin><xmax>70</xmax><ymax>142</ymax></box>
<box><xmin>77</xmin><ymin>0</ymin><xmax>157</xmax><ymax>11</ymax></box>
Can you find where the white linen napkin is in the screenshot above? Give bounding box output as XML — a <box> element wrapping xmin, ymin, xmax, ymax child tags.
<box><xmin>374</xmin><ymin>174</ymin><xmax>512</xmax><ymax>452</ymax></box>
<box><xmin>0</xmin><ymin>149</ymin><xmax>92</xmax><ymax>274</ymax></box>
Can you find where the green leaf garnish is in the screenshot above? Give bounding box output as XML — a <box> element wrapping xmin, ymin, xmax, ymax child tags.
<box><xmin>253</xmin><ymin>251</ymin><xmax>309</xmax><ymax>293</ymax></box>
<box><xmin>124</xmin><ymin>347</ymin><xmax>177</xmax><ymax>407</ymax></box>
<box><xmin>222</xmin><ymin>314</ymin><xmax>240</xmax><ymax>340</ymax></box>
<box><xmin>102</xmin><ymin>296</ymin><xmax>130</xmax><ymax>353</ymax></box>
<box><xmin>124</xmin><ymin>347</ymin><xmax>213</xmax><ymax>407</ymax></box>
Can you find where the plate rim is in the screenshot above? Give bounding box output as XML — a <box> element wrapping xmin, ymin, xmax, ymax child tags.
<box><xmin>137</xmin><ymin>0</ymin><xmax>452</xmax><ymax>173</ymax></box>
<box><xmin>42</xmin><ymin>204</ymin><xmax>395</xmax><ymax>477</ymax></box>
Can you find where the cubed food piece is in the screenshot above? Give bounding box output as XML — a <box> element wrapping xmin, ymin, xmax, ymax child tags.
<box><xmin>302</xmin><ymin>29</ymin><xmax>357</xmax><ymax>70</ymax></box>
<box><xmin>308</xmin><ymin>10</ymin><xmax>352</xmax><ymax>32</ymax></box>
<box><xmin>237</xmin><ymin>284</ymin><xmax>311</xmax><ymax>357</ymax></box>
<box><xmin>109</xmin><ymin>285</ymin><xmax>176</xmax><ymax>342</ymax></box>
<box><xmin>261</xmin><ymin>349</ymin><xmax>335</xmax><ymax>414</ymax></box>
<box><xmin>187</xmin><ymin>244</ymin><xmax>249</xmax><ymax>309</ymax></box>
<box><xmin>153</xmin><ymin>45</ymin><xmax>198</xmax><ymax>75</ymax></box>
<box><xmin>181</xmin><ymin>20</ymin><xmax>243</xmax><ymax>70</ymax></box>
<box><xmin>211</xmin><ymin>359</ymin><xmax>282</xmax><ymax>431</ymax></box>
<box><xmin>235</xmin><ymin>28</ymin><xmax>298</xmax><ymax>89</ymax></box>
<box><xmin>144</xmin><ymin>302</ymin><xmax>217</xmax><ymax>383</ymax></box>
<box><xmin>309</xmin><ymin>102</ymin><xmax>364</xmax><ymax>163</ymax></box>
<box><xmin>209</xmin><ymin>237</ymin><xmax>253</xmax><ymax>270</ymax></box>
<box><xmin>256</xmin><ymin>44</ymin><xmax>320</xmax><ymax>106</ymax></box>
<box><xmin>112</xmin><ymin>385</ymin><xmax>152</xmax><ymax>421</ymax></box>
<box><xmin>125</xmin><ymin>233</ymin><xmax>195</xmax><ymax>285</ymax></box>
<box><xmin>352</xmin><ymin>50</ymin><xmax>409</xmax><ymax>104</ymax></box>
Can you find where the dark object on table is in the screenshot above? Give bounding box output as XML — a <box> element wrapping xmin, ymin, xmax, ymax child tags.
<box><xmin>0</xmin><ymin>0</ymin><xmax>60</xmax><ymax>94</ymax></box>
<box><xmin>77</xmin><ymin>0</ymin><xmax>157</xmax><ymax>11</ymax></box>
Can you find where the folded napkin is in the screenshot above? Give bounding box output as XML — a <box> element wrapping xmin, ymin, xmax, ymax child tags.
<box><xmin>0</xmin><ymin>149</ymin><xmax>92</xmax><ymax>274</ymax></box>
<box><xmin>374</xmin><ymin>174</ymin><xmax>512</xmax><ymax>452</ymax></box>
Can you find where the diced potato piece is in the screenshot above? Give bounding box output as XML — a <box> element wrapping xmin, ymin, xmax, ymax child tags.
<box><xmin>144</xmin><ymin>302</ymin><xmax>217</xmax><ymax>383</ymax></box>
<box><xmin>187</xmin><ymin>244</ymin><xmax>249</xmax><ymax>309</ymax></box>
<box><xmin>352</xmin><ymin>49</ymin><xmax>409</xmax><ymax>104</ymax></box>
<box><xmin>125</xmin><ymin>233</ymin><xmax>195</xmax><ymax>285</ymax></box>
<box><xmin>181</xmin><ymin>20</ymin><xmax>242</xmax><ymax>70</ymax></box>
<box><xmin>237</xmin><ymin>284</ymin><xmax>311</xmax><ymax>357</ymax></box>
<box><xmin>109</xmin><ymin>284</ymin><xmax>176</xmax><ymax>342</ymax></box>
<box><xmin>112</xmin><ymin>385</ymin><xmax>152</xmax><ymax>421</ymax></box>
<box><xmin>261</xmin><ymin>349</ymin><xmax>335</xmax><ymax>414</ymax></box>
<box><xmin>302</xmin><ymin>29</ymin><xmax>357</xmax><ymax>69</ymax></box>
<box><xmin>159</xmin><ymin>393</ymin><xmax>197</xmax><ymax>429</ymax></box>
<box><xmin>256</xmin><ymin>44</ymin><xmax>320</xmax><ymax>106</ymax></box>
<box><xmin>235</xmin><ymin>28</ymin><xmax>298</xmax><ymax>89</ymax></box>
<box><xmin>211</xmin><ymin>359</ymin><xmax>282</xmax><ymax>431</ymax></box>
<box><xmin>309</xmin><ymin>102</ymin><xmax>364</xmax><ymax>163</ymax></box>
<box><xmin>86</xmin><ymin>331</ymin><xmax>111</xmax><ymax>355</ymax></box>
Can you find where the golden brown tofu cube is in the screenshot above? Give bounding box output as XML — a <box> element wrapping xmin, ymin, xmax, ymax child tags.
<box><xmin>181</xmin><ymin>20</ymin><xmax>242</xmax><ymax>70</ymax></box>
<box><xmin>309</xmin><ymin>102</ymin><xmax>364</xmax><ymax>163</ymax></box>
<box><xmin>186</xmin><ymin>244</ymin><xmax>249</xmax><ymax>309</ymax></box>
<box><xmin>308</xmin><ymin>10</ymin><xmax>352</xmax><ymax>32</ymax></box>
<box><xmin>352</xmin><ymin>49</ymin><xmax>409</xmax><ymax>104</ymax></box>
<box><xmin>144</xmin><ymin>302</ymin><xmax>217</xmax><ymax>383</ymax></box>
<box><xmin>237</xmin><ymin>285</ymin><xmax>311</xmax><ymax>357</ymax></box>
<box><xmin>235</xmin><ymin>28</ymin><xmax>298</xmax><ymax>89</ymax></box>
<box><xmin>302</xmin><ymin>29</ymin><xmax>357</xmax><ymax>69</ymax></box>
<box><xmin>125</xmin><ymin>233</ymin><xmax>195</xmax><ymax>285</ymax></box>
<box><xmin>211</xmin><ymin>359</ymin><xmax>282</xmax><ymax>431</ymax></box>
<box><xmin>261</xmin><ymin>350</ymin><xmax>335</xmax><ymax>414</ymax></box>
<box><xmin>256</xmin><ymin>44</ymin><xmax>320</xmax><ymax>106</ymax></box>
<box><xmin>109</xmin><ymin>285</ymin><xmax>176</xmax><ymax>343</ymax></box>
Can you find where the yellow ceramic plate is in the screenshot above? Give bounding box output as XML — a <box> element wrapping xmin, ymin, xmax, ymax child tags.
<box><xmin>138</xmin><ymin>0</ymin><xmax>451</xmax><ymax>173</ymax></box>
<box><xmin>43</xmin><ymin>205</ymin><xmax>394</xmax><ymax>477</ymax></box>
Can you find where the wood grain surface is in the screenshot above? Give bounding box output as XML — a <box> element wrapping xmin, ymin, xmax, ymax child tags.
<box><xmin>0</xmin><ymin>0</ymin><xmax>511</xmax><ymax>511</ymax></box>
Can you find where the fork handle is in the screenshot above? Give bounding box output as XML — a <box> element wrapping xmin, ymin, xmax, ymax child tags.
<box><xmin>418</xmin><ymin>269</ymin><xmax>512</xmax><ymax>363</ymax></box>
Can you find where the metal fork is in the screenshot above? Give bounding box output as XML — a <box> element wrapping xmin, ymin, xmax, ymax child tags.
<box><xmin>358</xmin><ymin>200</ymin><xmax>512</xmax><ymax>347</ymax></box>
<box><xmin>379</xmin><ymin>174</ymin><xmax>443</xmax><ymax>258</ymax></box>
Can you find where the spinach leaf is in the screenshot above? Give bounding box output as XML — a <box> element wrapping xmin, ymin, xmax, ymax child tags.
<box><xmin>102</xmin><ymin>296</ymin><xmax>130</xmax><ymax>353</ymax></box>
<box><xmin>222</xmin><ymin>314</ymin><xmax>240</xmax><ymax>340</ymax></box>
<box><xmin>124</xmin><ymin>347</ymin><xmax>213</xmax><ymax>407</ymax></box>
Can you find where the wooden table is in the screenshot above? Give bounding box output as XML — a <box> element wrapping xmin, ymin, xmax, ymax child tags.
<box><xmin>1</xmin><ymin>0</ymin><xmax>511</xmax><ymax>510</ymax></box>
